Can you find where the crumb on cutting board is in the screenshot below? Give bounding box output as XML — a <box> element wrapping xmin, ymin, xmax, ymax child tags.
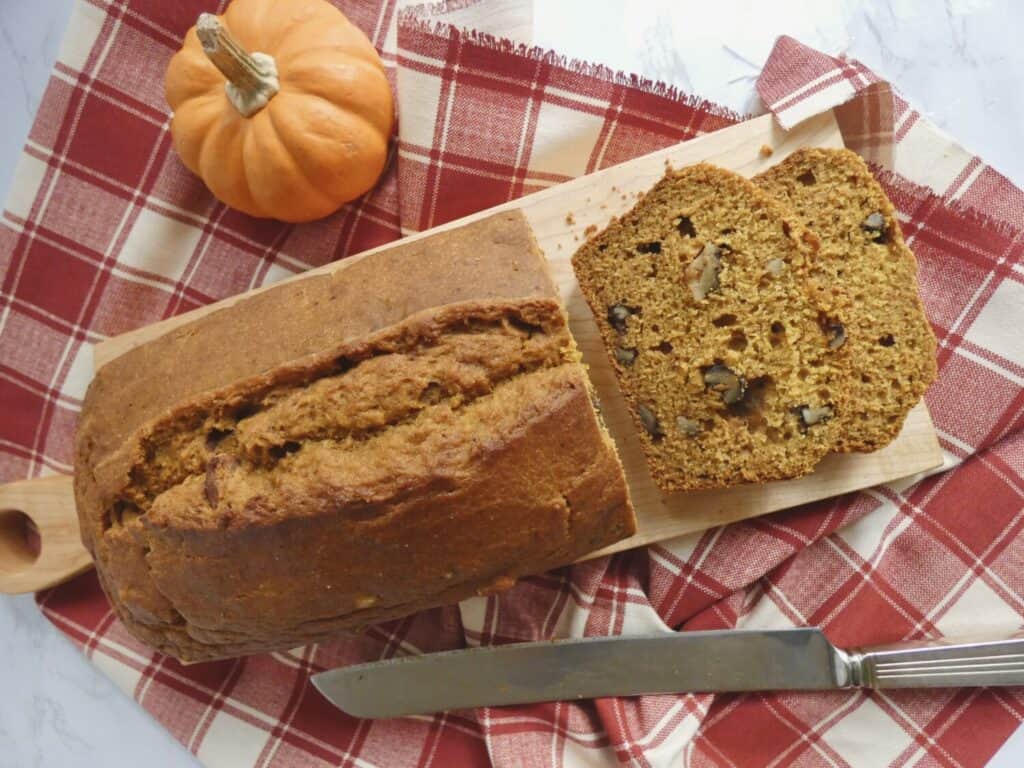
<box><xmin>584</xmin><ymin>224</ymin><xmax>597</xmax><ymax>237</ymax></box>
<box><xmin>760</xmin><ymin>144</ymin><xmax>774</xmax><ymax>158</ymax></box>
<box><xmin>565</xmin><ymin>212</ymin><xmax>576</xmax><ymax>226</ymax></box>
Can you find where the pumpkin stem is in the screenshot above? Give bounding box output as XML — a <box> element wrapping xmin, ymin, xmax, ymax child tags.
<box><xmin>195</xmin><ymin>13</ymin><xmax>279</xmax><ymax>118</ymax></box>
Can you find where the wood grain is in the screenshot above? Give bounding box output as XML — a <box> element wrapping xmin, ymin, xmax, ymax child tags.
<box><xmin>0</xmin><ymin>475</ymin><xmax>91</xmax><ymax>594</ymax></box>
<box><xmin>582</xmin><ymin>403</ymin><xmax>939</xmax><ymax>561</ymax></box>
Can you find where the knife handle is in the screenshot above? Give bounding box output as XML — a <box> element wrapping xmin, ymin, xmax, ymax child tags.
<box><xmin>848</xmin><ymin>634</ymin><xmax>1024</xmax><ymax>689</ymax></box>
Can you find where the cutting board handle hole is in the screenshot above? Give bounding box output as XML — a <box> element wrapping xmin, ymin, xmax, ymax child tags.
<box><xmin>0</xmin><ymin>509</ymin><xmax>41</xmax><ymax>573</ymax></box>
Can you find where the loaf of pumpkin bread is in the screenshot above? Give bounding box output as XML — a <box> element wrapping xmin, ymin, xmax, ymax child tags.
<box><xmin>75</xmin><ymin>212</ymin><xmax>635</xmax><ymax>662</ymax></box>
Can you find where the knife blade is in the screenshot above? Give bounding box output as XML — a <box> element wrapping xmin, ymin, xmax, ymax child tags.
<box><xmin>312</xmin><ymin>628</ymin><xmax>843</xmax><ymax>718</ymax></box>
<box><xmin>312</xmin><ymin>629</ymin><xmax>1024</xmax><ymax>719</ymax></box>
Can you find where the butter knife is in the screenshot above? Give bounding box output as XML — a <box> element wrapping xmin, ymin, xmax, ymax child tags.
<box><xmin>312</xmin><ymin>628</ymin><xmax>1024</xmax><ymax>719</ymax></box>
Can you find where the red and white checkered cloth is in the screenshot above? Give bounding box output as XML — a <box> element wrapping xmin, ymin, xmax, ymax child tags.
<box><xmin>2</xmin><ymin>0</ymin><xmax>1023</xmax><ymax>763</ymax></box>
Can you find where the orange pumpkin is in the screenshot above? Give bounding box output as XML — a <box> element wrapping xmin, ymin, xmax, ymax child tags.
<box><xmin>165</xmin><ymin>0</ymin><xmax>394</xmax><ymax>223</ymax></box>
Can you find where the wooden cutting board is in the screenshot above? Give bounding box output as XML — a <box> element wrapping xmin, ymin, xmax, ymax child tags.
<box><xmin>0</xmin><ymin>110</ymin><xmax>943</xmax><ymax>593</ymax></box>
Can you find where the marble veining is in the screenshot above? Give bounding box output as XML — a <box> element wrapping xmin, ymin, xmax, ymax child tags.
<box><xmin>1</xmin><ymin>0</ymin><xmax>1023</xmax><ymax>765</ymax></box>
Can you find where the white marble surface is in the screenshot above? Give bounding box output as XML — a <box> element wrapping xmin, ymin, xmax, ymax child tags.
<box><xmin>2</xmin><ymin>1</ymin><xmax>1023</xmax><ymax>766</ymax></box>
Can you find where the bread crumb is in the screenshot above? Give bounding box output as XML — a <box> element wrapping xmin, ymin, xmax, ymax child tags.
<box><xmin>584</xmin><ymin>224</ymin><xmax>597</xmax><ymax>237</ymax></box>
<box><xmin>621</xmin><ymin>193</ymin><xmax>628</xmax><ymax>201</ymax></box>
<box><xmin>760</xmin><ymin>144</ymin><xmax>774</xmax><ymax>158</ymax></box>
<box><xmin>565</xmin><ymin>212</ymin><xmax>576</xmax><ymax>226</ymax></box>
<box><xmin>557</xmin><ymin>243</ymin><xmax>563</xmax><ymax>250</ymax></box>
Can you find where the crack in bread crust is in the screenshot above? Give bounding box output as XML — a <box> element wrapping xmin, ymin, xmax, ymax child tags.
<box><xmin>117</xmin><ymin>310</ymin><xmax>566</xmax><ymax>520</ymax></box>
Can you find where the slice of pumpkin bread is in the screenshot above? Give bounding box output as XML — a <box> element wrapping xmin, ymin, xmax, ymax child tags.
<box><xmin>572</xmin><ymin>163</ymin><xmax>850</xmax><ymax>492</ymax></box>
<box><xmin>755</xmin><ymin>148</ymin><xmax>937</xmax><ymax>452</ymax></box>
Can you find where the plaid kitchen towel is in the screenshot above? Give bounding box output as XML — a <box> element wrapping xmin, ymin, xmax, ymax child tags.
<box><xmin>2</xmin><ymin>1</ymin><xmax>1023</xmax><ymax>766</ymax></box>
